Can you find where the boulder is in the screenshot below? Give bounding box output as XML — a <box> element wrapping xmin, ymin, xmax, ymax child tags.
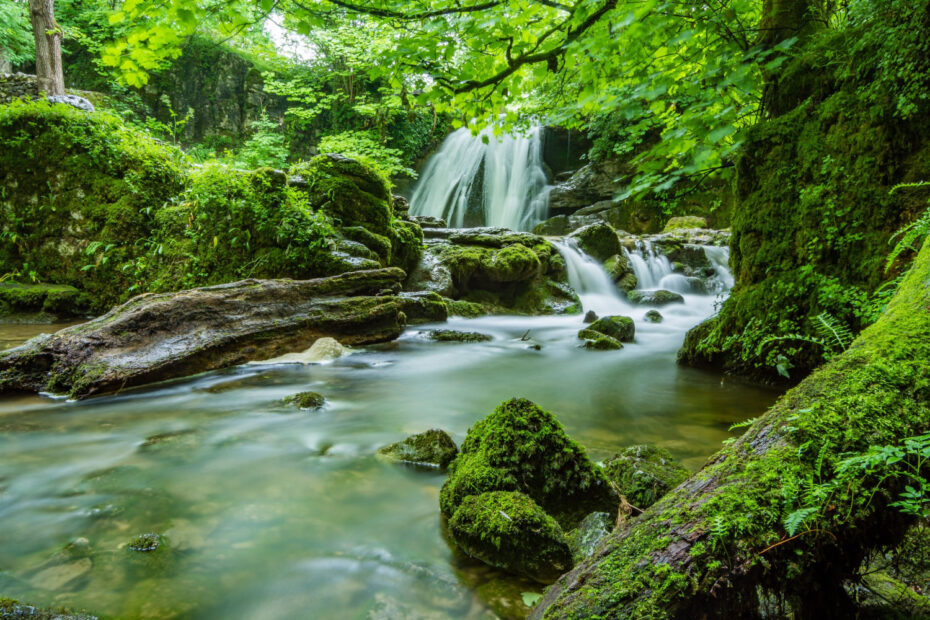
<box><xmin>440</xmin><ymin>398</ymin><xmax>617</xmax><ymax>528</ymax></box>
<box><xmin>426</xmin><ymin>330</ymin><xmax>493</xmax><ymax>343</ymax></box>
<box><xmin>568</xmin><ymin>223</ymin><xmax>621</xmax><ymax>262</ymax></box>
<box><xmin>602</xmin><ymin>444</ymin><xmax>689</xmax><ymax>509</ymax></box>
<box><xmin>377</xmin><ymin>429</ymin><xmax>458</xmax><ymax>468</ymax></box>
<box><xmin>583</xmin><ymin>310</ymin><xmax>598</xmax><ymax>324</ymax></box>
<box><xmin>565</xmin><ymin>511</ymin><xmax>613</xmax><ymax>562</ymax></box>
<box><xmin>283</xmin><ymin>391</ymin><xmax>326</xmax><ymax>410</ymax></box>
<box><xmin>626</xmin><ymin>289</ymin><xmax>685</xmax><ymax>306</ymax></box>
<box><xmin>578</xmin><ymin>330</ymin><xmax>623</xmax><ymax>350</ymax></box>
<box><xmin>447</xmin><ymin>491</ymin><xmax>573</xmax><ymax>583</ymax></box>
<box><xmin>663</xmin><ymin>215</ymin><xmax>708</xmax><ymax>231</ymax></box>
<box><xmin>644</xmin><ymin>309</ymin><xmax>664</xmax><ymax>323</ymax></box>
<box><xmin>405</xmin><ymin>251</ymin><xmax>455</xmax><ymax>297</ymax></box>
<box><xmin>0</xmin><ymin>268</ymin><xmax>408</xmax><ymax>399</ymax></box>
<box><xmin>398</xmin><ymin>291</ymin><xmax>449</xmax><ymax>324</ymax></box>
<box><xmin>603</xmin><ymin>254</ymin><xmax>638</xmax><ymax>292</ymax></box>
<box><xmin>586</xmin><ymin>315</ymin><xmax>635</xmax><ymax>343</ymax></box>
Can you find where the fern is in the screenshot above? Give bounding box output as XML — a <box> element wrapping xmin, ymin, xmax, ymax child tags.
<box><xmin>812</xmin><ymin>312</ymin><xmax>854</xmax><ymax>352</ymax></box>
<box><xmin>886</xmin><ymin>181</ymin><xmax>930</xmax><ymax>272</ymax></box>
<box><xmin>784</xmin><ymin>507</ymin><xmax>818</xmax><ymax>536</ymax></box>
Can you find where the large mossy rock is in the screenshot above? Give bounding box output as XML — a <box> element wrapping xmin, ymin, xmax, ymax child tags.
<box><xmin>568</xmin><ymin>223</ymin><xmax>621</xmax><ymax>262</ymax></box>
<box><xmin>679</xmin><ymin>85</ymin><xmax>930</xmax><ymax>381</ymax></box>
<box><xmin>440</xmin><ymin>398</ymin><xmax>617</xmax><ymax>529</ymax></box>
<box><xmin>0</xmin><ymin>268</ymin><xmax>407</xmax><ymax>399</ymax></box>
<box><xmin>602</xmin><ymin>444</ymin><xmax>689</xmax><ymax>510</ymax></box>
<box><xmin>586</xmin><ymin>315</ymin><xmax>635</xmax><ymax>343</ymax></box>
<box><xmin>447</xmin><ymin>491</ymin><xmax>573</xmax><ymax>583</ymax></box>
<box><xmin>377</xmin><ymin>429</ymin><xmax>459</xmax><ymax>468</ymax></box>
<box><xmin>0</xmin><ymin>282</ymin><xmax>92</xmax><ymax>319</ymax></box>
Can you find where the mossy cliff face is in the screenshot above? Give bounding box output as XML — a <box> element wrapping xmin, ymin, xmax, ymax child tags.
<box><xmin>0</xmin><ymin>102</ymin><xmax>422</xmax><ymax>313</ymax></box>
<box><xmin>533</xmin><ymin>241</ymin><xmax>930</xmax><ymax>618</ymax></box>
<box><xmin>679</xmin><ymin>84</ymin><xmax>930</xmax><ymax>381</ymax></box>
<box><xmin>440</xmin><ymin>398</ymin><xmax>617</xmax><ymax>529</ymax></box>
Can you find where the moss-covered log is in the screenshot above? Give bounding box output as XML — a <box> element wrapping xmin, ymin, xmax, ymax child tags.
<box><xmin>533</xmin><ymin>241</ymin><xmax>930</xmax><ymax>618</ymax></box>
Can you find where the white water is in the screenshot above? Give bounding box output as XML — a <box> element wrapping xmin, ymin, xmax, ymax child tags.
<box><xmin>624</xmin><ymin>241</ymin><xmax>673</xmax><ymax>289</ymax></box>
<box><xmin>409</xmin><ymin>127</ymin><xmax>550</xmax><ymax>230</ymax></box>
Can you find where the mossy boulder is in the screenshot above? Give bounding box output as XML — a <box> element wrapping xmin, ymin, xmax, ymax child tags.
<box><xmin>436</xmin><ymin>243</ymin><xmax>541</xmax><ymax>288</ymax></box>
<box><xmin>602</xmin><ymin>444</ymin><xmax>689</xmax><ymax>509</ymax></box>
<box><xmin>627</xmin><ymin>289</ymin><xmax>685</xmax><ymax>306</ymax></box>
<box><xmin>663</xmin><ymin>216</ymin><xmax>708</xmax><ymax>231</ymax></box>
<box><xmin>447</xmin><ymin>491</ymin><xmax>573</xmax><ymax>583</ymax></box>
<box><xmin>427</xmin><ymin>330</ymin><xmax>493</xmax><ymax>343</ymax></box>
<box><xmin>585</xmin><ymin>315</ymin><xmax>635</xmax><ymax>343</ymax></box>
<box><xmin>0</xmin><ymin>598</ymin><xmax>97</xmax><ymax>620</ymax></box>
<box><xmin>282</xmin><ymin>391</ymin><xmax>326</xmax><ymax>410</ymax></box>
<box><xmin>644</xmin><ymin>309</ymin><xmax>664</xmax><ymax>323</ymax></box>
<box><xmin>377</xmin><ymin>429</ymin><xmax>458</xmax><ymax>468</ymax></box>
<box><xmin>440</xmin><ymin>398</ymin><xmax>618</xmax><ymax>528</ymax></box>
<box><xmin>568</xmin><ymin>223</ymin><xmax>621</xmax><ymax>262</ymax></box>
<box><xmin>398</xmin><ymin>291</ymin><xmax>448</xmax><ymax>324</ymax></box>
<box><xmin>604</xmin><ymin>253</ymin><xmax>638</xmax><ymax>291</ymax></box>
<box><xmin>0</xmin><ymin>282</ymin><xmax>91</xmax><ymax>319</ymax></box>
<box><xmin>578</xmin><ymin>330</ymin><xmax>623</xmax><ymax>350</ymax></box>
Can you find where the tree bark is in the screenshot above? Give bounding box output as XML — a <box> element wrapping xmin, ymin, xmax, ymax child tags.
<box><xmin>532</xmin><ymin>240</ymin><xmax>930</xmax><ymax>618</ymax></box>
<box><xmin>758</xmin><ymin>0</ymin><xmax>820</xmax><ymax>117</ymax></box>
<box><xmin>28</xmin><ymin>0</ymin><xmax>64</xmax><ymax>96</ymax></box>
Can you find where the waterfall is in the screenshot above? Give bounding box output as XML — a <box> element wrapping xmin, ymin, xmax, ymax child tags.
<box><xmin>409</xmin><ymin>127</ymin><xmax>551</xmax><ymax>230</ymax></box>
<box><xmin>623</xmin><ymin>241</ymin><xmax>673</xmax><ymax>289</ymax></box>
<box><xmin>702</xmin><ymin>245</ymin><xmax>734</xmax><ymax>292</ymax></box>
<box><xmin>551</xmin><ymin>239</ymin><xmax>630</xmax><ymax>316</ymax></box>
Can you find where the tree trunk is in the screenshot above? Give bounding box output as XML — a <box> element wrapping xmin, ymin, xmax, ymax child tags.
<box><xmin>532</xmin><ymin>240</ymin><xmax>930</xmax><ymax>618</ymax></box>
<box><xmin>759</xmin><ymin>0</ymin><xmax>820</xmax><ymax>117</ymax></box>
<box><xmin>29</xmin><ymin>0</ymin><xmax>64</xmax><ymax>96</ymax></box>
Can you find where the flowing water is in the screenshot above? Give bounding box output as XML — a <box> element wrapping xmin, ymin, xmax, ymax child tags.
<box><xmin>409</xmin><ymin>127</ymin><xmax>550</xmax><ymax>230</ymax></box>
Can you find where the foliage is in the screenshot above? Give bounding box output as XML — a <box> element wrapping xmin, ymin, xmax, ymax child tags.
<box><xmin>318</xmin><ymin>130</ymin><xmax>413</xmax><ymax>178</ymax></box>
<box><xmin>230</xmin><ymin>114</ymin><xmax>290</xmax><ymax>169</ymax></box>
<box><xmin>0</xmin><ymin>0</ymin><xmax>33</xmax><ymax>66</ymax></box>
<box><xmin>886</xmin><ymin>181</ymin><xmax>930</xmax><ymax>271</ymax></box>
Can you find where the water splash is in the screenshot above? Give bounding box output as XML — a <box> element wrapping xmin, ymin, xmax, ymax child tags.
<box><xmin>409</xmin><ymin>127</ymin><xmax>550</xmax><ymax>230</ymax></box>
<box><xmin>550</xmin><ymin>238</ymin><xmax>631</xmax><ymax>316</ymax></box>
<box><xmin>623</xmin><ymin>241</ymin><xmax>673</xmax><ymax>289</ymax></box>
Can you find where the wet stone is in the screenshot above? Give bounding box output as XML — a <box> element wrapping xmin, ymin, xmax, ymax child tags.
<box><xmin>128</xmin><ymin>533</ymin><xmax>161</xmax><ymax>552</ymax></box>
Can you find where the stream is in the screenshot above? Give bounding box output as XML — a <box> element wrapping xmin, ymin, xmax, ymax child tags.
<box><xmin>0</xmin><ymin>129</ymin><xmax>779</xmax><ymax>619</ymax></box>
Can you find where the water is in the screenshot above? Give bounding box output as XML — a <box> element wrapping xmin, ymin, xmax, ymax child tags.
<box><xmin>409</xmin><ymin>127</ymin><xmax>550</xmax><ymax>230</ymax></box>
<box><xmin>0</xmin><ymin>241</ymin><xmax>777</xmax><ymax>619</ymax></box>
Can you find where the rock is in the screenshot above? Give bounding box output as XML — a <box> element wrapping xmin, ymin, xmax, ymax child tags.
<box><xmin>626</xmin><ymin>289</ymin><xmax>685</xmax><ymax>306</ymax></box>
<box><xmin>426</xmin><ymin>330</ymin><xmax>493</xmax><ymax>343</ymax></box>
<box><xmin>408</xmin><ymin>215</ymin><xmax>447</xmax><ymax>228</ymax></box>
<box><xmin>602</xmin><ymin>444</ymin><xmax>689</xmax><ymax>509</ymax></box>
<box><xmin>565</xmin><ymin>512</ymin><xmax>612</xmax><ymax>562</ymax></box>
<box><xmin>447</xmin><ymin>491</ymin><xmax>573</xmax><ymax>583</ymax></box>
<box><xmin>444</xmin><ymin>298</ymin><xmax>487</xmax><ymax>318</ymax></box>
<box><xmin>585</xmin><ymin>315</ymin><xmax>635</xmax><ymax>343</ymax></box>
<box><xmin>377</xmin><ymin>429</ymin><xmax>458</xmax><ymax>468</ymax></box>
<box><xmin>0</xmin><ymin>598</ymin><xmax>97</xmax><ymax>619</ymax></box>
<box><xmin>583</xmin><ymin>310</ymin><xmax>598</xmax><ymax>324</ymax></box>
<box><xmin>128</xmin><ymin>533</ymin><xmax>161</xmax><ymax>552</ymax></box>
<box><xmin>577</xmin><ymin>330</ymin><xmax>623</xmax><ymax>350</ymax></box>
<box><xmin>406</xmin><ymin>251</ymin><xmax>455</xmax><ymax>297</ymax></box>
<box><xmin>0</xmin><ymin>268</ymin><xmax>408</xmax><ymax>399</ymax></box>
<box><xmin>663</xmin><ymin>216</ymin><xmax>708</xmax><ymax>231</ymax></box>
<box><xmin>547</xmin><ymin>162</ymin><xmax>623</xmax><ymax>214</ymax></box>
<box><xmin>568</xmin><ymin>223</ymin><xmax>621</xmax><ymax>262</ymax></box>
<box><xmin>251</xmin><ymin>336</ymin><xmax>348</xmax><ymax>364</ymax></box>
<box><xmin>440</xmin><ymin>398</ymin><xmax>618</xmax><ymax>528</ymax></box>
<box><xmin>644</xmin><ymin>310</ymin><xmax>664</xmax><ymax>323</ymax></box>
<box><xmin>0</xmin><ymin>282</ymin><xmax>91</xmax><ymax>319</ymax></box>
<box><xmin>603</xmin><ymin>254</ymin><xmax>637</xmax><ymax>292</ymax></box>
<box><xmin>46</xmin><ymin>94</ymin><xmax>95</xmax><ymax>111</ymax></box>
<box><xmin>392</xmin><ymin>194</ymin><xmax>410</xmax><ymax>215</ymax></box>
<box><xmin>283</xmin><ymin>391</ymin><xmax>326</xmax><ymax>410</ymax></box>
<box><xmin>398</xmin><ymin>291</ymin><xmax>449</xmax><ymax>324</ymax></box>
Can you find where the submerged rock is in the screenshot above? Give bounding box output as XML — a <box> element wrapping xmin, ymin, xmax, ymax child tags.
<box><xmin>426</xmin><ymin>330</ymin><xmax>493</xmax><ymax>343</ymax></box>
<box><xmin>447</xmin><ymin>491</ymin><xmax>573</xmax><ymax>583</ymax></box>
<box><xmin>283</xmin><ymin>391</ymin><xmax>326</xmax><ymax>410</ymax></box>
<box><xmin>128</xmin><ymin>533</ymin><xmax>161</xmax><ymax>552</ymax></box>
<box><xmin>565</xmin><ymin>512</ymin><xmax>613</xmax><ymax>562</ymax></box>
<box><xmin>602</xmin><ymin>444</ymin><xmax>689</xmax><ymax>509</ymax></box>
<box><xmin>577</xmin><ymin>330</ymin><xmax>623</xmax><ymax>351</ymax></box>
<box><xmin>377</xmin><ymin>429</ymin><xmax>458</xmax><ymax>468</ymax></box>
<box><xmin>626</xmin><ymin>289</ymin><xmax>685</xmax><ymax>306</ymax></box>
<box><xmin>0</xmin><ymin>598</ymin><xmax>97</xmax><ymax>620</ymax></box>
<box><xmin>644</xmin><ymin>309</ymin><xmax>664</xmax><ymax>323</ymax></box>
<box><xmin>0</xmin><ymin>268</ymin><xmax>408</xmax><ymax>399</ymax></box>
<box><xmin>440</xmin><ymin>398</ymin><xmax>617</xmax><ymax>529</ymax></box>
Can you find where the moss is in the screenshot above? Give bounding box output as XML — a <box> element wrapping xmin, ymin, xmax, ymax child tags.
<box><xmin>627</xmin><ymin>289</ymin><xmax>685</xmax><ymax>306</ymax></box>
<box><xmin>578</xmin><ymin>329</ymin><xmax>623</xmax><ymax>350</ymax></box>
<box><xmin>602</xmin><ymin>445</ymin><xmax>689</xmax><ymax>509</ymax></box>
<box><xmin>387</xmin><ymin>218</ymin><xmax>424</xmax><ymax>274</ymax></box>
<box><xmin>440</xmin><ymin>398</ymin><xmax>617</xmax><ymax>529</ymax></box>
<box><xmin>282</xmin><ymin>391</ymin><xmax>326</xmax><ymax>410</ymax></box>
<box><xmin>568</xmin><ymin>223</ymin><xmax>622</xmax><ymax>262</ymax></box>
<box><xmin>585</xmin><ymin>315</ymin><xmax>635</xmax><ymax>343</ymax></box>
<box><xmin>565</xmin><ymin>512</ymin><xmax>613</xmax><ymax>562</ymax></box>
<box><xmin>128</xmin><ymin>533</ymin><xmax>161</xmax><ymax>552</ymax></box>
<box><xmin>663</xmin><ymin>216</ymin><xmax>708</xmax><ymax>231</ymax></box>
<box><xmin>0</xmin><ymin>282</ymin><xmax>91</xmax><ymax>318</ymax></box>
<box><xmin>645</xmin><ymin>309</ymin><xmax>663</xmax><ymax>323</ymax></box>
<box><xmin>427</xmin><ymin>330</ymin><xmax>493</xmax><ymax>343</ymax></box>
<box><xmin>444</xmin><ymin>298</ymin><xmax>487</xmax><ymax>318</ymax></box>
<box><xmin>377</xmin><ymin>428</ymin><xmax>458</xmax><ymax>468</ymax></box>
<box><xmin>447</xmin><ymin>491</ymin><xmax>573</xmax><ymax>583</ymax></box>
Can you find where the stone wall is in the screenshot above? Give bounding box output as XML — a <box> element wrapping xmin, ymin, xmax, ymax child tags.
<box><xmin>0</xmin><ymin>73</ymin><xmax>39</xmax><ymax>104</ymax></box>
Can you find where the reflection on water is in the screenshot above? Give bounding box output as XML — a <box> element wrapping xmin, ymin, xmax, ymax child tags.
<box><xmin>0</xmin><ymin>307</ymin><xmax>778</xmax><ymax>618</ymax></box>
<box><xmin>0</xmin><ymin>321</ymin><xmax>79</xmax><ymax>352</ymax></box>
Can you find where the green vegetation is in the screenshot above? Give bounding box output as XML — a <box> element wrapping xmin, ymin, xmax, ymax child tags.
<box><xmin>283</xmin><ymin>391</ymin><xmax>327</xmax><ymax>410</ymax></box>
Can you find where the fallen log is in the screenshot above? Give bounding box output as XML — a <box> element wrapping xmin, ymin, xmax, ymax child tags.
<box><xmin>0</xmin><ymin>268</ymin><xmax>408</xmax><ymax>399</ymax></box>
<box><xmin>533</xmin><ymin>241</ymin><xmax>930</xmax><ymax>618</ymax></box>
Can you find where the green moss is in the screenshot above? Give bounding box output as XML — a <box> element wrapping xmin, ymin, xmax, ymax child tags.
<box><xmin>440</xmin><ymin>398</ymin><xmax>617</xmax><ymax>529</ymax></box>
<box><xmin>627</xmin><ymin>289</ymin><xmax>684</xmax><ymax>306</ymax></box>
<box><xmin>427</xmin><ymin>330</ymin><xmax>493</xmax><ymax>343</ymax></box>
<box><xmin>282</xmin><ymin>391</ymin><xmax>326</xmax><ymax>410</ymax></box>
<box><xmin>444</xmin><ymin>298</ymin><xmax>487</xmax><ymax>318</ymax></box>
<box><xmin>585</xmin><ymin>315</ymin><xmax>635</xmax><ymax>343</ymax></box>
<box><xmin>569</xmin><ymin>223</ymin><xmax>622</xmax><ymax>262</ymax></box>
<box><xmin>0</xmin><ymin>282</ymin><xmax>91</xmax><ymax>318</ymax></box>
<box><xmin>602</xmin><ymin>445</ymin><xmax>689</xmax><ymax>509</ymax></box>
<box><xmin>577</xmin><ymin>329</ymin><xmax>623</xmax><ymax>350</ymax></box>
<box><xmin>447</xmin><ymin>491</ymin><xmax>573</xmax><ymax>583</ymax></box>
<box><xmin>663</xmin><ymin>216</ymin><xmax>708</xmax><ymax>231</ymax></box>
<box><xmin>377</xmin><ymin>428</ymin><xmax>458</xmax><ymax>468</ymax></box>
<box><xmin>128</xmin><ymin>533</ymin><xmax>161</xmax><ymax>552</ymax></box>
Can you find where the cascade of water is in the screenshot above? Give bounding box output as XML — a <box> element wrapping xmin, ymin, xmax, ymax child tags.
<box><xmin>551</xmin><ymin>239</ymin><xmax>631</xmax><ymax>316</ymax></box>
<box><xmin>702</xmin><ymin>245</ymin><xmax>734</xmax><ymax>292</ymax></box>
<box><xmin>623</xmin><ymin>241</ymin><xmax>673</xmax><ymax>289</ymax></box>
<box><xmin>409</xmin><ymin>127</ymin><xmax>550</xmax><ymax>230</ymax></box>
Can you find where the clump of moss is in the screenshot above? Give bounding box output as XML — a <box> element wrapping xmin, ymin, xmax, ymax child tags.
<box><xmin>427</xmin><ymin>330</ymin><xmax>493</xmax><ymax>343</ymax></box>
<box><xmin>663</xmin><ymin>216</ymin><xmax>708</xmax><ymax>231</ymax></box>
<box><xmin>0</xmin><ymin>282</ymin><xmax>91</xmax><ymax>318</ymax></box>
<box><xmin>585</xmin><ymin>315</ymin><xmax>635</xmax><ymax>342</ymax></box>
<box><xmin>283</xmin><ymin>391</ymin><xmax>326</xmax><ymax>410</ymax></box>
<box><xmin>377</xmin><ymin>428</ymin><xmax>458</xmax><ymax>468</ymax></box>
<box><xmin>447</xmin><ymin>491</ymin><xmax>573</xmax><ymax>583</ymax></box>
<box><xmin>602</xmin><ymin>444</ymin><xmax>689</xmax><ymax>509</ymax></box>
<box><xmin>578</xmin><ymin>330</ymin><xmax>623</xmax><ymax>350</ymax></box>
<box><xmin>128</xmin><ymin>533</ymin><xmax>161</xmax><ymax>552</ymax></box>
<box><xmin>440</xmin><ymin>398</ymin><xmax>617</xmax><ymax>529</ymax></box>
<box><xmin>568</xmin><ymin>223</ymin><xmax>622</xmax><ymax>262</ymax></box>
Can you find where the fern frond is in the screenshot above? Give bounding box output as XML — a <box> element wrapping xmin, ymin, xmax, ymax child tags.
<box><xmin>886</xmin><ymin>182</ymin><xmax>930</xmax><ymax>272</ymax></box>
<box><xmin>812</xmin><ymin>312</ymin><xmax>853</xmax><ymax>352</ymax></box>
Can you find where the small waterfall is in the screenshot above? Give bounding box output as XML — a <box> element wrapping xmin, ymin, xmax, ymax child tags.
<box><xmin>702</xmin><ymin>245</ymin><xmax>734</xmax><ymax>292</ymax></box>
<box><xmin>409</xmin><ymin>127</ymin><xmax>550</xmax><ymax>231</ymax></box>
<box><xmin>551</xmin><ymin>239</ymin><xmax>630</xmax><ymax>316</ymax></box>
<box><xmin>623</xmin><ymin>241</ymin><xmax>673</xmax><ymax>289</ymax></box>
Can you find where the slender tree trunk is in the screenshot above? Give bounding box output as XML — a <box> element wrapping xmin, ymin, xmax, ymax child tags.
<box><xmin>29</xmin><ymin>0</ymin><xmax>64</xmax><ymax>96</ymax></box>
<box><xmin>759</xmin><ymin>0</ymin><xmax>820</xmax><ymax>117</ymax></box>
<box><xmin>532</xmin><ymin>240</ymin><xmax>930</xmax><ymax>618</ymax></box>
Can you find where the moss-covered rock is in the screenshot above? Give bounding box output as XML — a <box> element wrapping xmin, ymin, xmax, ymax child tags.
<box><xmin>663</xmin><ymin>216</ymin><xmax>708</xmax><ymax>231</ymax></box>
<box><xmin>398</xmin><ymin>291</ymin><xmax>448</xmax><ymax>324</ymax></box>
<box><xmin>585</xmin><ymin>315</ymin><xmax>635</xmax><ymax>343</ymax></box>
<box><xmin>578</xmin><ymin>330</ymin><xmax>623</xmax><ymax>350</ymax></box>
<box><xmin>377</xmin><ymin>429</ymin><xmax>458</xmax><ymax>468</ymax></box>
<box><xmin>0</xmin><ymin>282</ymin><xmax>91</xmax><ymax>319</ymax></box>
<box><xmin>440</xmin><ymin>398</ymin><xmax>617</xmax><ymax>528</ymax></box>
<box><xmin>447</xmin><ymin>491</ymin><xmax>573</xmax><ymax>583</ymax></box>
<box><xmin>627</xmin><ymin>289</ymin><xmax>685</xmax><ymax>306</ymax></box>
<box><xmin>128</xmin><ymin>533</ymin><xmax>162</xmax><ymax>552</ymax></box>
<box><xmin>604</xmin><ymin>253</ymin><xmax>638</xmax><ymax>291</ymax></box>
<box><xmin>427</xmin><ymin>330</ymin><xmax>493</xmax><ymax>343</ymax></box>
<box><xmin>644</xmin><ymin>309</ymin><xmax>663</xmax><ymax>323</ymax></box>
<box><xmin>602</xmin><ymin>444</ymin><xmax>689</xmax><ymax>510</ymax></box>
<box><xmin>568</xmin><ymin>223</ymin><xmax>621</xmax><ymax>262</ymax></box>
<box><xmin>282</xmin><ymin>391</ymin><xmax>326</xmax><ymax>410</ymax></box>
<box><xmin>0</xmin><ymin>598</ymin><xmax>97</xmax><ymax>620</ymax></box>
<box><xmin>565</xmin><ymin>511</ymin><xmax>613</xmax><ymax>562</ymax></box>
